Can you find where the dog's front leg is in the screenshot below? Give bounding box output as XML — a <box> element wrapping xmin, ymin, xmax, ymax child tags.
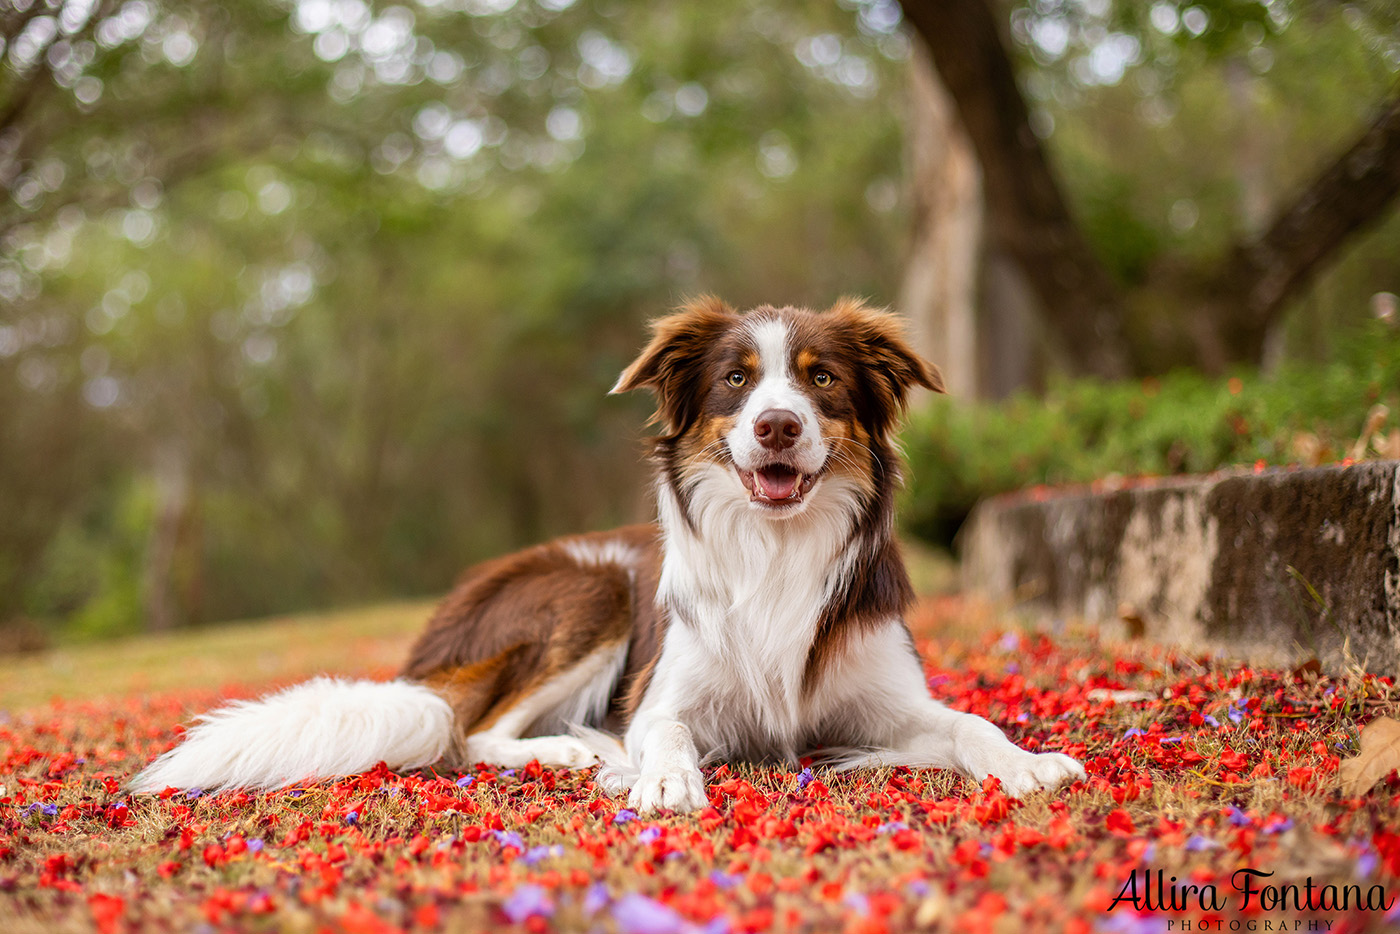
<box><xmin>825</xmin><ymin>622</ymin><xmax>1085</xmax><ymax>797</ymax></box>
<box><xmin>894</xmin><ymin>703</ymin><xmax>1085</xmax><ymax>797</ymax></box>
<box><xmin>616</xmin><ymin>629</ymin><xmax>709</xmax><ymax>813</ymax></box>
<box><xmin>625</xmin><ymin>715</ymin><xmax>707</xmax><ymax>812</ymax></box>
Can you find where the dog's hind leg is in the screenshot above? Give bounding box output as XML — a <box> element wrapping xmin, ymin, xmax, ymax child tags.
<box><xmin>406</xmin><ymin>529</ymin><xmax>658</xmax><ymax>770</ymax></box>
<box><xmin>429</xmin><ymin>641</ymin><xmax>629</xmax><ymax>769</ymax></box>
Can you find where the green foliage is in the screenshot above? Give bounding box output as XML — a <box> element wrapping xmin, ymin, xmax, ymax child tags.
<box><xmin>35</xmin><ymin>481</ymin><xmax>153</xmax><ymax>641</ymax></box>
<box><xmin>901</xmin><ymin>323</ymin><xmax>1400</xmax><ymax>546</ymax></box>
<box><xmin>1</xmin><ymin>0</ymin><xmax>912</xmax><ymax>635</ymax></box>
<box><xmin>4</xmin><ymin>0</ymin><xmax>1399</xmax><ymax>637</ymax></box>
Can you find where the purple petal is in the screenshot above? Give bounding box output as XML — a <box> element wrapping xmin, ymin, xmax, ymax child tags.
<box><xmin>614</xmin><ymin>809</ymin><xmax>639</xmax><ymax>825</ymax></box>
<box><xmin>702</xmin><ymin>919</ymin><xmax>731</xmax><ymax>934</ymax></box>
<box><xmin>523</xmin><ymin>844</ymin><xmax>563</xmax><ymax>865</ymax></box>
<box><xmin>502</xmin><ymin>884</ymin><xmax>552</xmax><ymax>923</ymax></box>
<box><xmin>491</xmin><ymin>830</ymin><xmax>525</xmax><ymax>851</ymax></box>
<box><xmin>843</xmin><ymin>893</ymin><xmax>870</xmax><ymax>916</ymax></box>
<box><xmin>584</xmin><ymin>882</ymin><xmax>611</xmax><ymax>915</ymax></box>
<box><xmin>612</xmin><ymin>894</ymin><xmax>684</xmax><ymax>934</ymax></box>
<box><xmin>709</xmin><ymin>870</ymin><xmax>741</xmax><ymax>890</ymax></box>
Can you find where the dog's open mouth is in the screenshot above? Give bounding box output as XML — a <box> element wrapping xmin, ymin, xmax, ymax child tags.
<box><xmin>737</xmin><ymin>464</ymin><xmax>818</xmax><ymax>507</ymax></box>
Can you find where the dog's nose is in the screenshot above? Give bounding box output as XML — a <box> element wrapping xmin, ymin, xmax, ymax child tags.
<box><xmin>754</xmin><ymin>409</ymin><xmax>802</xmax><ymax>450</ymax></box>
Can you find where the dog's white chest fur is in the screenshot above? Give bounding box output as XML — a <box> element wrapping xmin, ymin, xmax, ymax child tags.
<box><xmin>649</xmin><ymin>466</ymin><xmax>863</xmax><ymax>760</ymax></box>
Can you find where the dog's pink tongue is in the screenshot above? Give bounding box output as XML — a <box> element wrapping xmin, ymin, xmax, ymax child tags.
<box><xmin>756</xmin><ymin>467</ymin><xmax>799</xmax><ymax>500</ymax></box>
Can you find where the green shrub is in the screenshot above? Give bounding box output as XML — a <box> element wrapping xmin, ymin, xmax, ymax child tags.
<box><xmin>899</xmin><ymin>323</ymin><xmax>1400</xmax><ymax>547</ymax></box>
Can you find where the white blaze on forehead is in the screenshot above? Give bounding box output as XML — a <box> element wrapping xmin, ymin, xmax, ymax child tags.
<box><xmin>748</xmin><ymin>317</ymin><xmax>791</xmax><ymax>385</ymax></box>
<box><xmin>726</xmin><ymin>315</ymin><xmax>825</xmax><ymax>473</ymax></box>
<box><xmin>743</xmin><ymin>317</ymin><xmax>799</xmax><ymax>415</ymax></box>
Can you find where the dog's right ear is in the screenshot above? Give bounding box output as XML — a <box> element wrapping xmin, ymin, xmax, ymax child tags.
<box><xmin>612</xmin><ymin>295</ymin><xmax>737</xmax><ymax>436</ymax></box>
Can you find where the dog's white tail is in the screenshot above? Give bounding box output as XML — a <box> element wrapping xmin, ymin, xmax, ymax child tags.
<box><xmin>569</xmin><ymin>724</ymin><xmax>635</xmax><ymax>796</ymax></box>
<box><xmin>128</xmin><ymin>677</ymin><xmax>454</xmax><ymax>793</ymax></box>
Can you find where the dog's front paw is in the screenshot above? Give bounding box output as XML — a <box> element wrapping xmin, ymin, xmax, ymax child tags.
<box><xmin>628</xmin><ymin>767</ymin><xmax>706</xmax><ymax>813</ymax></box>
<box><xmin>984</xmin><ymin>750</ymin><xmax>1085</xmax><ymax>798</ymax></box>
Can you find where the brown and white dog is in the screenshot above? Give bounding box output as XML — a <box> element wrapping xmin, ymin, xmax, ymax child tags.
<box><xmin>130</xmin><ymin>298</ymin><xmax>1085</xmax><ymax>810</ymax></box>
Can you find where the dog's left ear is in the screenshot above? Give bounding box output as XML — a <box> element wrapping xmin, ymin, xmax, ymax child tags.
<box><xmin>612</xmin><ymin>295</ymin><xmax>739</xmax><ymax>437</ymax></box>
<box><xmin>828</xmin><ymin>298</ymin><xmax>945</xmax><ymax>407</ymax></box>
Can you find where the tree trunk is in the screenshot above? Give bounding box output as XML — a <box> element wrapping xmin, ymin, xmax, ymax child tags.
<box><xmin>897</xmin><ymin>47</ymin><xmax>984</xmax><ymax>397</ymax></box>
<box><xmin>898</xmin><ymin>0</ymin><xmax>1132</xmax><ymax>380</ymax></box>
<box><xmin>978</xmin><ymin>248</ymin><xmax>1047</xmax><ymax>398</ymax></box>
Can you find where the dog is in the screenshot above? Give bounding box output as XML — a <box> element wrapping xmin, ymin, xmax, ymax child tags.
<box><xmin>130</xmin><ymin>297</ymin><xmax>1085</xmax><ymax>810</ymax></box>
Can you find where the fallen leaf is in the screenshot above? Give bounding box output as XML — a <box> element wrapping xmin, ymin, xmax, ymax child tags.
<box><xmin>1290</xmin><ymin>658</ymin><xmax>1322</xmax><ymax>680</ymax></box>
<box><xmin>1118</xmin><ymin>603</ymin><xmax>1146</xmax><ymax>640</ymax></box>
<box><xmin>1349</xmin><ymin>404</ymin><xmax>1390</xmax><ymax>461</ymax></box>
<box><xmin>1338</xmin><ymin>717</ymin><xmax>1400</xmax><ymax>797</ymax></box>
<box><xmin>1086</xmin><ymin>688</ymin><xmax>1156</xmax><ymax>704</ymax></box>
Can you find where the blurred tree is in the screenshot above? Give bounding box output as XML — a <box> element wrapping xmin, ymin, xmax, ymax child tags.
<box><xmin>1</xmin><ymin>0</ymin><xmax>912</xmax><ymax>634</ymax></box>
<box><xmin>4</xmin><ymin>0</ymin><xmax>1397</xmax><ymax>637</ymax></box>
<box><xmin>899</xmin><ymin>0</ymin><xmax>1400</xmax><ymax>384</ymax></box>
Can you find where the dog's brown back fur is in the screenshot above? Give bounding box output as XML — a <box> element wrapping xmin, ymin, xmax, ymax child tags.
<box><xmin>403</xmin><ymin>524</ymin><xmax>664</xmax><ymax>753</ymax></box>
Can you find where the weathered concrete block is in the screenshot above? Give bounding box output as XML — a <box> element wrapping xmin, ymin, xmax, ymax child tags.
<box><xmin>960</xmin><ymin>461</ymin><xmax>1400</xmax><ymax>676</ymax></box>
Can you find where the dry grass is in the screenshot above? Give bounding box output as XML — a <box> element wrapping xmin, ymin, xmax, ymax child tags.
<box><xmin>0</xmin><ymin>601</ymin><xmax>431</xmax><ymax>710</ymax></box>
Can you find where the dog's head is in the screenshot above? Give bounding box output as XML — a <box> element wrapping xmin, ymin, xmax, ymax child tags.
<box><xmin>613</xmin><ymin>296</ymin><xmax>943</xmax><ymax>517</ymax></box>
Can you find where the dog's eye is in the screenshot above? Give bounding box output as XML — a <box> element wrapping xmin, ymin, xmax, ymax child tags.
<box><xmin>726</xmin><ymin>371</ymin><xmax>747</xmax><ymax>388</ymax></box>
<box><xmin>813</xmin><ymin>371</ymin><xmax>833</xmax><ymax>388</ymax></box>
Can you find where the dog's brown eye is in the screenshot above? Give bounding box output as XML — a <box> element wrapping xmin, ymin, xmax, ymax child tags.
<box><xmin>726</xmin><ymin>371</ymin><xmax>747</xmax><ymax>388</ymax></box>
<box><xmin>813</xmin><ymin>371</ymin><xmax>833</xmax><ymax>387</ymax></box>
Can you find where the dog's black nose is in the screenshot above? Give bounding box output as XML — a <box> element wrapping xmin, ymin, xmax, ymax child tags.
<box><xmin>754</xmin><ymin>409</ymin><xmax>802</xmax><ymax>450</ymax></box>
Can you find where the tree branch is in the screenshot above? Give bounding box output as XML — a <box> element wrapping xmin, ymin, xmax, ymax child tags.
<box><xmin>1222</xmin><ymin>87</ymin><xmax>1400</xmax><ymax>348</ymax></box>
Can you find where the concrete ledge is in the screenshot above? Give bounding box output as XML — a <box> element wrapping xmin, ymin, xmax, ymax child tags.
<box><xmin>960</xmin><ymin>461</ymin><xmax>1400</xmax><ymax>676</ymax></box>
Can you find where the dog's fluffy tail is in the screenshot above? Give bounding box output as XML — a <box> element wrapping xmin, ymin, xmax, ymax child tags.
<box><xmin>128</xmin><ymin>677</ymin><xmax>454</xmax><ymax>793</ymax></box>
<box><xmin>569</xmin><ymin>724</ymin><xmax>634</xmax><ymax>796</ymax></box>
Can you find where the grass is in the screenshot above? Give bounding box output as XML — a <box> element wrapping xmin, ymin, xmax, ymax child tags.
<box><xmin>3</xmin><ymin>596</ymin><xmax>1400</xmax><ymax>933</ymax></box>
<box><xmin>0</xmin><ymin>601</ymin><xmax>431</xmax><ymax>710</ymax></box>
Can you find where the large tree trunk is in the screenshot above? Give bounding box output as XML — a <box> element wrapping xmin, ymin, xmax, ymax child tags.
<box><xmin>898</xmin><ymin>49</ymin><xmax>1048</xmax><ymax>398</ymax></box>
<box><xmin>898</xmin><ymin>0</ymin><xmax>1132</xmax><ymax>381</ymax></box>
<box><xmin>897</xmin><ymin>47</ymin><xmax>984</xmax><ymax>397</ymax></box>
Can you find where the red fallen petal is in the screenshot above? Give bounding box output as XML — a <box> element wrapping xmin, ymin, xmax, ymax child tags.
<box><xmin>1106</xmin><ymin>809</ymin><xmax>1135</xmax><ymax>836</ymax></box>
<box><xmin>1081</xmin><ymin>885</ymin><xmax>1114</xmax><ymax>912</ymax></box>
<box><xmin>88</xmin><ymin>894</ymin><xmax>125</xmax><ymax>934</ymax></box>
